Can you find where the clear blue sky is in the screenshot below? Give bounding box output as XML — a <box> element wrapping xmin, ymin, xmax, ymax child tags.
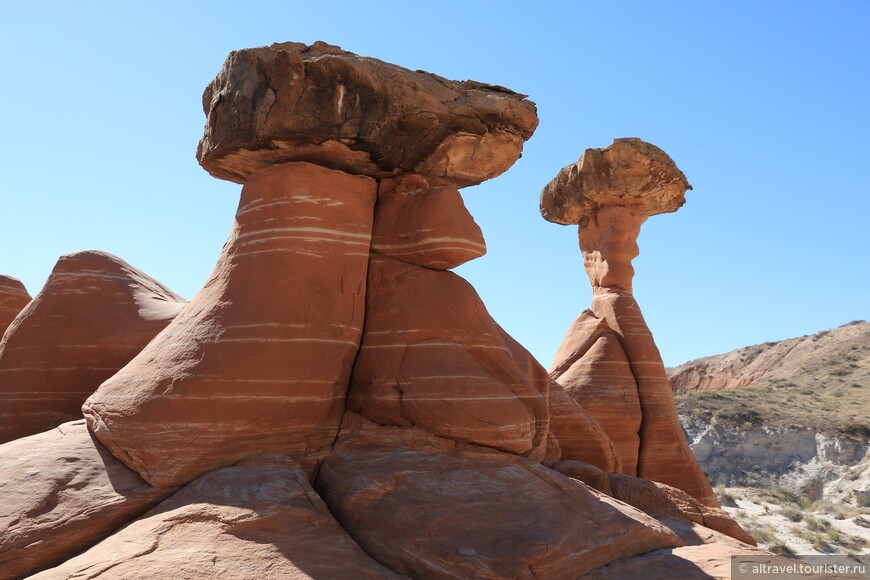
<box><xmin>1</xmin><ymin>1</ymin><xmax>867</xmax><ymax>367</ymax></box>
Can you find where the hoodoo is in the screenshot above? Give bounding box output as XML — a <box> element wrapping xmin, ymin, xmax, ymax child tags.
<box><xmin>542</xmin><ymin>138</ymin><xmax>719</xmax><ymax>506</ymax></box>
<box><xmin>1</xmin><ymin>44</ymin><xmax>761</xmax><ymax>579</ymax></box>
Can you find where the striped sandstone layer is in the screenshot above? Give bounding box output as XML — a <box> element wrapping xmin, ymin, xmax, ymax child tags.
<box><xmin>0</xmin><ymin>276</ymin><xmax>30</xmax><ymax>340</ymax></box>
<box><xmin>196</xmin><ymin>41</ymin><xmax>538</xmax><ymax>188</ymax></box>
<box><xmin>371</xmin><ymin>174</ymin><xmax>486</xmax><ymax>269</ymax></box>
<box><xmin>0</xmin><ymin>252</ymin><xmax>184</xmax><ymax>444</ymax></box>
<box><xmin>31</xmin><ymin>454</ymin><xmax>403</xmax><ymax>580</ymax></box>
<box><xmin>0</xmin><ymin>421</ymin><xmax>176</xmax><ymax>578</ymax></box>
<box><xmin>83</xmin><ymin>162</ymin><xmax>376</xmax><ymax>488</ymax></box>
<box><xmin>543</xmin><ymin>139</ymin><xmax>720</xmax><ymax>508</ymax></box>
<box><xmin>316</xmin><ymin>444</ymin><xmax>682</xmax><ymax>578</ymax></box>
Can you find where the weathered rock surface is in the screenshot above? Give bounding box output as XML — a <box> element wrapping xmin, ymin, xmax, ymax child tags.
<box><xmin>0</xmin><ymin>421</ymin><xmax>175</xmax><ymax>579</ymax></box>
<box><xmin>197</xmin><ymin>41</ymin><xmax>538</xmax><ymax>188</ymax></box>
<box><xmin>371</xmin><ymin>174</ymin><xmax>486</xmax><ymax>269</ymax></box>
<box><xmin>317</xmin><ymin>444</ymin><xmax>683</xmax><ymax>579</ymax></box>
<box><xmin>548</xmin><ymin>459</ymin><xmax>756</xmax><ymax>545</ymax></box>
<box><xmin>581</xmin><ymin>521</ymin><xmax>770</xmax><ymax>579</ymax></box>
<box><xmin>540</xmin><ymin>137</ymin><xmax>691</xmax><ymax>226</ymax></box>
<box><xmin>551</xmin><ymin>311</ymin><xmax>641</xmax><ymax>474</ymax></box>
<box><xmin>348</xmin><ymin>254</ymin><xmax>551</xmax><ymax>458</ymax></box>
<box><xmin>83</xmin><ymin>162</ymin><xmax>376</xmax><ymax>488</ymax></box>
<box><xmin>32</xmin><ymin>454</ymin><xmax>403</xmax><ymax>580</ymax></box>
<box><xmin>0</xmin><ymin>275</ymin><xmax>30</xmax><ymax>340</ymax></box>
<box><xmin>0</xmin><ymin>252</ymin><xmax>184</xmax><ymax>444</ymax></box>
<box><xmin>544</xmin><ymin>138</ymin><xmax>719</xmax><ymax>508</ymax></box>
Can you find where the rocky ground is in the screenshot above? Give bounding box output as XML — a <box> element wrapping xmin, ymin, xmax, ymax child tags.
<box><xmin>671</xmin><ymin>321</ymin><xmax>870</xmax><ymax>557</ymax></box>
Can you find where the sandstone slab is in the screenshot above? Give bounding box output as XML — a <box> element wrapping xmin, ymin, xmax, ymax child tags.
<box><xmin>0</xmin><ymin>275</ymin><xmax>29</xmax><ymax>340</ymax></box>
<box><xmin>84</xmin><ymin>162</ymin><xmax>376</xmax><ymax>488</ymax></box>
<box><xmin>0</xmin><ymin>421</ymin><xmax>175</xmax><ymax>579</ymax></box>
<box><xmin>0</xmin><ymin>252</ymin><xmax>184</xmax><ymax>443</ymax></box>
<box><xmin>371</xmin><ymin>174</ymin><xmax>486</xmax><ymax>269</ymax></box>
<box><xmin>31</xmin><ymin>454</ymin><xmax>403</xmax><ymax>580</ymax></box>
<box><xmin>197</xmin><ymin>41</ymin><xmax>538</xmax><ymax>187</ymax></box>
<box><xmin>317</xmin><ymin>445</ymin><xmax>683</xmax><ymax>579</ymax></box>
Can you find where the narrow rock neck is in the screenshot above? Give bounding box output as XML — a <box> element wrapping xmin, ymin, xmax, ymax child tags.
<box><xmin>578</xmin><ymin>206</ymin><xmax>647</xmax><ymax>292</ymax></box>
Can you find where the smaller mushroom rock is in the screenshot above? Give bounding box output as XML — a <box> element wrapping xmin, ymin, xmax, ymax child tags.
<box><xmin>197</xmin><ymin>41</ymin><xmax>538</xmax><ymax>188</ymax></box>
<box><xmin>0</xmin><ymin>276</ymin><xmax>30</xmax><ymax>339</ymax></box>
<box><xmin>540</xmin><ymin>137</ymin><xmax>691</xmax><ymax>226</ymax></box>
<box><xmin>0</xmin><ymin>252</ymin><xmax>185</xmax><ymax>444</ymax></box>
<box><xmin>371</xmin><ymin>174</ymin><xmax>486</xmax><ymax>269</ymax></box>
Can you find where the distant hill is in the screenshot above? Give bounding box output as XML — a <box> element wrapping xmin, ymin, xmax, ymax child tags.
<box><xmin>668</xmin><ymin>320</ymin><xmax>869</xmax><ymax>434</ymax></box>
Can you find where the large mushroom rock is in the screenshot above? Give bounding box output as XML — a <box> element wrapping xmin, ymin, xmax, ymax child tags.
<box><xmin>197</xmin><ymin>41</ymin><xmax>538</xmax><ymax>188</ymax></box>
<box><xmin>31</xmin><ymin>454</ymin><xmax>404</xmax><ymax>580</ymax></box>
<box><xmin>0</xmin><ymin>420</ymin><xmax>176</xmax><ymax>579</ymax></box>
<box><xmin>542</xmin><ymin>138</ymin><xmax>719</xmax><ymax>507</ymax></box>
<box><xmin>348</xmin><ymin>254</ymin><xmax>551</xmax><ymax>458</ymax></box>
<box><xmin>0</xmin><ymin>275</ymin><xmax>30</xmax><ymax>339</ymax></box>
<box><xmin>316</xmin><ymin>443</ymin><xmax>683</xmax><ymax>579</ymax></box>
<box><xmin>0</xmin><ymin>252</ymin><xmax>185</xmax><ymax>444</ymax></box>
<box><xmin>83</xmin><ymin>162</ymin><xmax>376</xmax><ymax>488</ymax></box>
<box><xmin>371</xmin><ymin>173</ymin><xmax>486</xmax><ymax>269</ymax></box>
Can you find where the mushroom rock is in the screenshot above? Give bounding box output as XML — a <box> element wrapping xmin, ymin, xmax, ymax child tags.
<box><xmin>316</xmin><ymin>444</ymin><xmax>683</xmax><ymax>579</ymax></box>
<box><xmin>0</xmin><ymin>421</ymin><xmax>176</xmax><ymax>579</ymax></box>
<box><xmin>0</xmin><ymin>252</ymin><xmax>185</xmax><ymax>444</ymax></box>
<box><xmin>542</xmin><ymin>138</ymin><xmax>719</xmax><ymax>507</ymax></box>
<box><xmin>197</xmin><ymin>41</ymin><xmax>538</xmax><ymax>188</ymax></box>
<box><xmin>31</xmin><ymin>454</ymin><xmax>404</xmax><ymax>580</ymax></box>
<box><xmin>0</xmin><ymin>275</ymin><xmax>30</xmax><ymax>339</ymax></box>
<box><xmin>371</xmin><ymin>173</ymin><xmax>486</xmax><ymax>269</ymax></box>
<box><xmin>348</xmin><ymin>254</ymin><xmax>549</xmax><ymax>458</ymax></box>
<box><xmin>84</xmin><ymin>162</ymin><xmax>376</xmax><ymax>488</ymax></box>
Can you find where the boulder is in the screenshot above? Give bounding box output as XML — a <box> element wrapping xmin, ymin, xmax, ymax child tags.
<box><xmin>0</xmin><ymin>275</ymin><xmax>30</xmax><ymax>339</ymax></box>
<box><xmin>0</xmin><ymin>252</ymin><xmax>184</xmax><ymax>443</ymax></box>
<box><xmin>371</xmin><ymin>174</ymin><xmax>486</xmax><ymax>269</ymax></box>
<box><xmin>0</xmin><ymin>421</ymin><xmax>175</xmax><ymax>579</ymax></box>
<box><xmin>83</xmin><ymin>162</ymin><xmax>376</xmax><ymax>488</ymax></box>
<box><xmin>31</xmin><ymin>454</ymin><xmax>403</xmax><ymax>580</ymax></box>
<box><xmin>197</xmin><ymin>41</ymin><xmax>538</xmax><ymax>187</ymax></box>
<box><xmin>317</xmin><ymin>444</ymin><xmax>683</xmax><ymax>579</ymax></box>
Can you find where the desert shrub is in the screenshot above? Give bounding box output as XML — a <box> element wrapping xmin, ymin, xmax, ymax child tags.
<box><xmin>839</xmin><ymin>421</ymin><xmax>870</xmax><ymax>438</ymax></box>
<box><xmin>780</xmin><ymin>506</ymin><xmax>803</xmax><ymax>522</ymax></box>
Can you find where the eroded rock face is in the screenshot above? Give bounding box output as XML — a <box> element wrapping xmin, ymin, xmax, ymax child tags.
<box><xmin>348</xmin><ymin>255</ymin><xmax>550</xmax><ymax>458</ymax></box>
<box><xmin>0</xmin><ymin>252</ymin><xmax>184</xmax><ymax>444</ymax></box>
<box><xmin>197</xmin><ymin>41</ymin><xmax>538</xmax><ymax>188</ymax></box>
<box><xmin>0</xmin><ymin>421</ymin><xmax>175</xmax><ymax>579</ymax></box>
<box><xmin>31</xmin><ymin>454</ymin><xmax>403</xmax><ymax>580</ymax></box>
<box><xmin>371</xmin><ymin>174</ymin><xmax>486</xmax><ymax>269</ymax></box>
<box><xmin>317</xmin><ymin>444</ymin><xmax>683</xmax><ymax>579</ymax></box>
<box><xmin>0</xmin><ymin>275</ymin><xmax>30</xmax><ymax>339</ymax></box>
<box><xmin>83</xmin><ymin>162</ymin><xmax>376</xmax><ymax>487</ymax></box>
